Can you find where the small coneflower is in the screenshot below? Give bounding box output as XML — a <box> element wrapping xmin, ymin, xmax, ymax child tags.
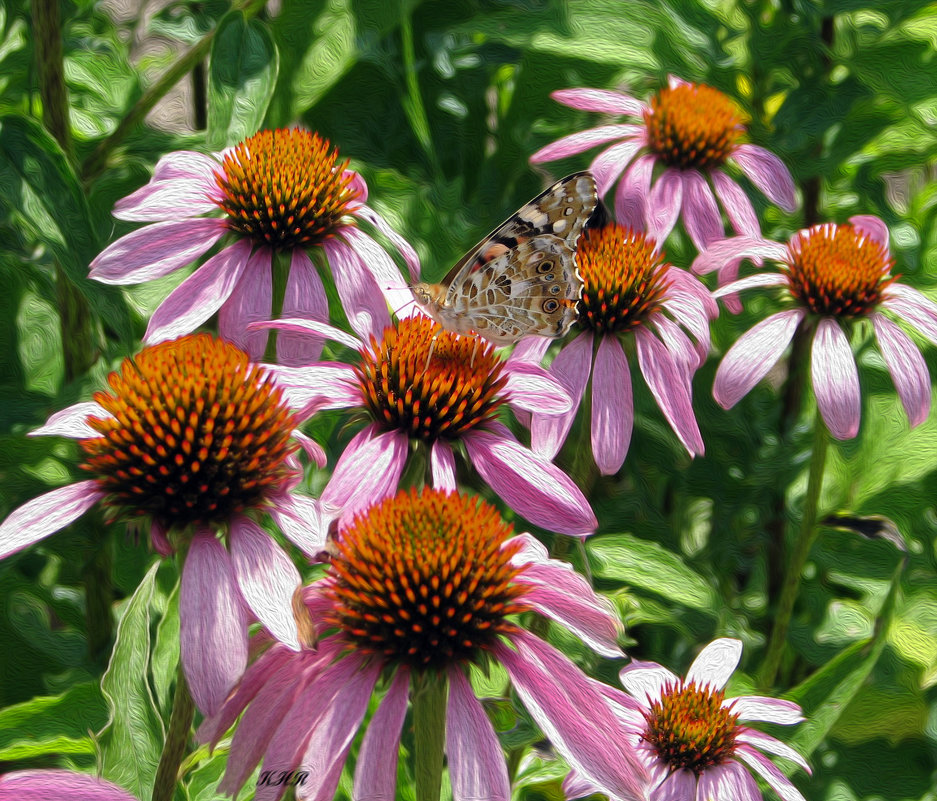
<box><xmin>531</xmin><ymin>77</ymin><xmax>797</xmax><ymax>250</ymax></box>
<box><xmin>258</xmin><ymin>313</ymin><xmax>597</xmax><ymax>535</ymax></box>
<box><xmin>200</xmin><ymin>488</ymin><xmax>648</xmax><ymax>801</ymax></box>
<box><xmin>0</xmin><ymin>334</ymin><xmax>326</xmax><ymax>714</ymax></box>
<box><xmin>525</xmin><ymin>223</ymin><xmax>714</xmax><ymax>474</ymax></box>
<box><xmin>693</xmin><ymin>215</ymin><xmax>935</xmax><ymax>438</ymax></box>
<box><xmin>89</xmin><ymin>128</ymin><xmax>419</xmax><ymax>363</ymax></box>
<box><xmin>0</xmin><ymin>770</ymin><xmax>137</xmax><ymax>801</ymax></box>
<box><xmin>565</xmin><ymin>639</ymin><xmax>809</xmax><ymax>801</ymax></box>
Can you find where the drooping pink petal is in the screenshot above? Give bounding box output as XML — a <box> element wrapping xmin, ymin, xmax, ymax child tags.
<box><xmin>871</xmin><ymin>313</ymin><xmax>931</xmax><ymax>427</ymax></box>
<box><xmin>149</xmin><ymin>518</ymin><xmax>172</xmax><ymax>557</ymax></box>
<box><xmin>563</xmin><ymin>769</ymin><xmax>599</xmax><ymax>801</ymax></box>
<box><xmin>848</xmin><ymin>214</ymin><xmax>889</xmax><ymax>251</ymax></box>
<box><xmin>530</xmin><ymin>331</ymin><xmax>592</xmax><ymax>459</ymax></box>
<box><xmin>509</xmin><ymin>335</ymin><xmax>551</xmax><ymax>364</ymax></box>
<box><xmin>812</xmin><ymin>318</ymin><xmax>860</xmax><ymax>439</ymax></box>
<box><xmin>497</xmin><ymin>631</ymin><xmax>648</xmax><ymax>801</ymax></box>
<box><xmin>113</xmin><ymin>161</ymin><xmax>223</xmax><ymax>221</ymax></box>
<box><xmin>713</xmin><ymin>309</ymin><xmax>804</xmax><ymax>408</ymax></box>
<box><xmin>150</xmin><ymin>150</ymin><xmax>223</xmax><ymax>186</ymax></box>
<box><xmin>180</xmin><ymin>532</ymin><xmax>248</xmax><ymax>716</ymax></box>
<box><xmin>463</xmin><ymin>426</ymin><xmax>596</xmax><ymax>536</ymax></box>
<box><xmin>691</xmin><ymin>236</ymin><xmax>786</xmax><ymax>275</ymax></box>
<box><xmin>254</xmin><ymin>317</ymin><xmax>364</xmax><ymax>351</ymax></box>
<box><xmin>685</xmin><ymin>638</ymin><xmax>741</xmax><ymax>691</ymax></box>
<box><xmin>218</xmin><ymin>246</ymin><xmax>273</xmax><ymax>361</ymax></box>
<box><xmin>446</xmin><ymin>667</ymin><xmax>510</xmax><ymax>801</ymax></box>
<box><xmin>711</xmin><ymin>271</ymin><xmax>788</xmax><ymax>300</ymax></box>
<box><xmin>269</xmin><ymin>494</ymin><xmax>325</xmax><ymax>557</ymax></box>
<box><xmin>730</xmin><ymin>695</ymin><xmax>804</xmax><ymax>724</ymax></box>
<box><xmin>229</xmin><ymin>517</ymin><xmax>301</xmax><ymax>651</ymax></box>
<box><xmin>883</xmin><ymin>283</ymin><xmax>937</xmax><ymax>345</ymax></box>
<box><xmin>345</xmin><ymin>170</ymin><xmax>368</xmax><ymax>203</ymax></box>
<box><xmin>0</xmin><ymin>480</ymin><xmax>103</xmax><ymax>560</ymax></box>
<box><xmin>278</xmin><ymin>249</ymin><xmax>329</xmax><ymax>366</ymax></box>
<box><xmin>89</xmin><ymin>218</ymin><xmax>228</xmax><ymax>284</ymax></box>
<box><xmin>615</xmin><ymin>153</ymin><xmax>654</xmax><ymax>233</ymax></box>
<box><xmin>591</xmin><ymin>136</ymin><xmax>645</xmax><ymax>196</ymax></box>
<box><xmin>681</xmin><ymin>170</ymin><xmax>724</xmax><ymax>250</ymax></box>
<box><xmin>658</xmin><ymin>274</ymin><xmax>713</xmax><ymax>365</ymax></box>
<box><xmin>354</xmin><ymin>203</ymin><xmax>422</xmax><ymax>282</ymax></box>
<box><xmin>551</xmin><ymin>87</ymin><xmax>647</xmax><ymax>116</ymax></box>
<box><xmin>618</xmin><ymin>660</ymin><xmax>679</xmax><ymax>707</ymax></box>
<box><xmin>635</xmin><ymin>328</ymin><xmax>704</xmax><ymax>456</ymax></box>
<box><xmin>737</xmin><ymin>728</ymin><xmax>811</xmax><ymax>774</ymax></box>
<box><xmin>0</xmin><ymin>770</ymin><xmax>139</xmax><ymax>801</ymax></box>
<box><xmin>264</xmin><ymin>361</ymin><xmax>362</xmax><ymax>416</ymax></box>
<box><xmin>732</xmin><ymin>144</ymin><xmax>797</xmax><ymax>212</ymax></box>
<box><xmin>735</xmin><ymin>746</ymin><xmax>807</xmax><ymax>801</ymax></box>
<box><xmin>591</xmin><ymin>335</ymin><xmax>632</xmax><ymax>475</ymax></box>
<box><xmin>341</xmin><ymin>226</ymin><xmax>414</xmax><ymax>319</ymax></box>
<box><xmin>530</xmin><ymin>123</ymin><xmax>638</xmax><ymax>163</ymax></box>
<box><xmin>144</xmin><ymin>239</ymin><xmax>252</xmax><ymax>344</ymax></box>
<box><xmin>695</xmin><ymin>761</ymin><xmax>761</xmax><ymax>801</ymax></box>
<box><xmin>431</xmin><ymin>439</ymin><xmax>458</xmax><ymax>491</ymax></box>
<box><xmin>31</xmin><ymin>401</ymin><xmax>110</xmax><ymax>439</ymax></box>
<box><xmin>290</xmin><ymin>429</ymin><xmax>327</xmax><ymax>468</ymax></box>
<box><xmin>353</xmin><ymin>667</ymin><xmax>410</xmax><ymax>801</ymax></box>
<box><xmin>646</xmin><ymin>168</ymin><xmax>684</xmax><ymax>244</ymax></box>
<box><xmin>711</xmin><ymin>170</ymin><xmax>760</xmax><ymax>238</ymax></box>
<box><xmin>651</xmin><ymin>767</ymin><xmax>697</xmax><ymax>801</ymax></box>
<box><xmin>324</xmin><ymin>238</ymin><xmax>391</xmax><ymax>342</ymax></box>
<box><xmin>504</xmin><ymin>361</ymin><xmax>573</xmax><ymax>414</ymax></box>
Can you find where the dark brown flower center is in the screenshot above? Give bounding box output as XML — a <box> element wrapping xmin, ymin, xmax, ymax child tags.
<box><xmin>577</xmin><ymin>224</ymin><xmax>670</xmax><ymax>334</ymax></box>
<box><xmin>324</xmin><ymin>488</ymin><xmax>532</xmax><ymax>670</ymax></box>
<box><xmin>355</xmin><ymin>315</ymin><xmax>508</xmax><ymax>442</ymax></box>
<box><xmin>644</xmin><ymin>82</ymin><xmax>744</xmax><ymax>171</ymax></box>
<box><xmin>785</xmin><ymin>223</ymin><xmax>895</xmax><ymax>317</ymax></box>
<box><xmin>643</xmin><ymin>681</ymin><xmax>740</xmax><ymax>776</ymax></box>
<box><xmin>80</xmin><ymin>334</ymin><xmax>298</xmax><ymax>530</ymax></box>
<box><xmin>215</xmin><ymin>128</ymin><xmax>358</xmax><ymax>251</ymax></box>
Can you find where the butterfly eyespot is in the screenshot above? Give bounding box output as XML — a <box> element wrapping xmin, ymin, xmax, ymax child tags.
<box><xmin>549</xmin><ymin>285</ymin><xmax>561</xmax><ymax>294</ymax></box>
<box><xmin>537</xmin><ymin>260</ymin><xmax>555</xmax><ymax>274</ymax></box>
<box><xmin>542</xmin><ymin>299</ymin><xmax>560</xmax><ymax>313</ymax></box>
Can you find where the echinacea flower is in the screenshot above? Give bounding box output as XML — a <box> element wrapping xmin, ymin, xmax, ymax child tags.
<box><xmin>200</xmin><ymin>488</ymin><xmax>648</xmax><ymax>801</ymax></box>
<box><xmin>526</xmin><ymin>223</ymin><xmax>714</xmax><ymax>474</ymax></box>
<box><xmin>89</xmin><ymin>128</ymin><xmax>419</xmax><ymax>363</ymax></box>
<box><xmin>694</xmin><ymin>215</ymin><xmax>935</xmax><ymax>439</ymax></box>
<box><xmin>565</xmin><ymin>638</ymin><xmax>809</xmax><ymax>801</ymax></box>
<box><xmin>0</xmin><ymin>770</ymin><xmax>137</xmax><ymax>801</ymax></box>
<box><xmin>531</xmin><ymin>77</ymin><xmax>797</xmax><ymax>250</ymax></box>
<box><xmin>258</xmin><ymin>313</ymin><xmax>597</xmax><ymax>535</ymax></box>
<box><xmin>0</xmin><ymin>334</ymin><xmax>327</xmax><ymax>714</ymax></box>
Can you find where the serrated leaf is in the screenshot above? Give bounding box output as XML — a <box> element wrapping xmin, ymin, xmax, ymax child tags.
<box><xmin>207</xmin><ymin>13</ymin><xmax>279</xmax><ymax>150</ymax></box>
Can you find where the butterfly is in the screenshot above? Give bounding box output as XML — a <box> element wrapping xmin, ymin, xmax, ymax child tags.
<box><xmin>411</xmin><ymin>172</ymin><xmax>599</xmax><ymax>346</ymax></box>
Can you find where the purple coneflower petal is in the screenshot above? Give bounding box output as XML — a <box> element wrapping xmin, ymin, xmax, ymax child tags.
<box><xmin>180</xmin><ymin>532</ymin><xmax>249</xmax><ymax>716</ymax></box>
<box><xmin>735</xmin><ymin>746</ymin><xmax>806</xmax><ymax>801</ymax></box>
<box><xmin>278</xmin><ymin>250</ymin><xmax>329</xmax><ymax>366</ymax></box>
<box><xmin>254</xmin><ymin>317</ymin><xmax>363</xmax><ymax>351</ymax></box>
<box><xmin>447</xmin><ymin>667</ymin><xmax>510</xmax><ymax>801</ymax></box>
<box><xmin>591</xmin><ymin>136</ymin><xmax>645</xmax><ymax>196</ymax></box>
<box><xmin>711</xmin><ymin>171</ymin><xmax>760</xmax><ymax>238</ymax></box>
<box><xmin>113</xmin><ymin>159</ymin><xmax>222</xmax><ymax>221</ymax></box>
<box><xmin>729</xmin><ymin>695</ymin><xmax>804</xmax><ymax>724</ymax></box>
<box><xmin>592</xmin><ymin>335</ymin><xmax>632</xmax><ymax>475</ymax></box>
<box><xmin>530</xmin><ymin>124</ymin><xmax>639</xmax><ymax>163</ymax></box>
<box><xmin>652</xmin><ymin>766</ymin><xmax>696</xmax><ymax>801</ymax></box>
<box><xmin>229</xmin><ymin>517</ymin><xmax>301</xmax><ymax>651</ymax></box>
<box><xmin>615</xmin><ymin>153</ymin><xmax>654</xmax><ymax>232</ymax></box>
<box><xmin>31</xmin><ymin>402</ymin><xmax>110</xmax><ymax>438</ymax></box>
<box><xmin>89</xmin><ymin>217</ymin><xmax>227</xmax><ymax>284</ymax></box>
<box><xmin>463</xmin><ymin>426</ymin><xmax>597</xmax><ymax>536</ymax></box>
<box><xmin>497</xmin><ymin>631</ymin><xmax>648</xmax><ymax>801</ymax></box>
<box><xmin>872</xmin><ymin>313</ymin><xmax>931</xmax><ymax>427</ymax></box>
<box><xmin>264</xmin><ymin>361</ymin><xmax>361</xmax><ymax>417</ymax></box>
<box><xmin>530</xmin><ymin>330</ymin><xmax>592</xmax><ymax>460</ymax></box>
<box><xmin>647</xmin><ymin>168</ymin><xmax>684</xmax><ymax>245</ymax></box>
<box><xmin>812</xmin><ymin>318</ymin><xmax>860</xmax><ymax>439</ymax></box>
<box><xmin>290</xmin><ymin>429</ymin><xmax>327</xmax><ymax>468</ymax></box>
<box><xmin>713</xmin><ymin>309</ymin><xmax>803</xmax><ymax>409</ymax></box>
<box><xmin>551</xmin><ymin>87</ymin><xmax>647</xmax><ymax>116</ymax></box>
<box><xmin>682</xmin><ymin>170</ymin><xmax>723</xmax><ymax>250</ymax></box>
<box><xmin>324</xmin><ymin>238</ymin><xmax>391</xmax><ymax>342</ymax></box>
<box><xmin>354</xmin><ymin>667</ymin><xmax>410</xmax><ymax>801</ymax></box>
<box><xmin>152</xmin><ymin>150</ymin><xmax>223</xmax><ymax>185</ymax></box>
<box><xmin>711</xmin><ymin>271</ymin><xmax>787</xmax><ymax>300</ymax></box>
<box><xmin>341</xmin><ymin>226</ymin><xmax>414</xmax><ymax>319</ymax></box>
<box><xmin>563</xmin><ymin>769</ymin><xmax>599</xmax><ymax>801</ymax></box>
<box><xmin>737</xmin><ymin>729</ymin><xmax>811</xmax><ymax>774</ymax></box>
<box><xmin>695</xmin><ymin>761</ymin><xmax>760</xmax><ymax>801</ymax></box>
<box><xmin>505</xmin><ymin>361</ymin><xmax>573</xmax><ymax>414</ymax></box>
<box><xmin>732</xmin><ymin>144</ymin><xmax>797</xmax><ymax>212</ymax></box>
<box><xmin>883</xmin><ymin>284</ymin><xmax>937</xmax><ymax>345</ymax></box>
<box><xmin>691</xmin><ymin>236</ymin><xmax>786</xmax><ymax>276</ymax></box>
<box><xmin>270</xmin><ymin>494</ymin><xmax>325</xmax><ymax>557</ymax></box>
<box><xmin>0</xmin><ymin>480</ymin><xmax>103</xmax><ymax>560</ymax></box>
<box><xmin>0</xmin><ymin>770</ymin><xmax>139</xmax><ymax>801</ymax></box>
<box><xmin>218</xmin><ymin>246</ymin><xmax>273</xmax><ymax>361</ymax></box>
<box><xmin>618</xmin><ymin>660</ymin><xmax>679</xmax><ymax>707</ymax></box>
<box><xmin>353</xmin><ymin>203</ymin><xmax>422</xmax><ymax>281</ymax></box>
<box><xmin>431</xmin><ymin>440</ymin><xmax>458</xmax><ymax>491</ymax></box>
<box><xmin>849</xmin><ymin>214</ymin><xmax>889</xmax><ymax>251</ymax></box>
<box><xmin>144</xmin><ymin>239</ymin><xmax>252</xmax><ymax>344</ymax></box>
<box><xmin>685</xmin><ymin>638</ymin><xmax>741</xmax><ymax>691</ymax></box>
<box><xmin>149</xmin><ymin>519</ymin><xmax>172</xmax><ymax>557</ymax></box>
<box><xmin>652</xmin><ymin>315</ymin><xmax>699</xmax><ymax>376</ymax></box>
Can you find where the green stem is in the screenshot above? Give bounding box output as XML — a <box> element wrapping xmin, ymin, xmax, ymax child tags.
<box><xmin>399</xmin><ymin>9</ymin><xmax>441</xmax><ymax>180</ymax></box>
<box><xmin>412</xmin><ymin>671</ymin><xmax>448</xmax><ymax>801</ymax></box>
<box><xmin>152</xmin><ymin>662</ymin><xmax>196</xmax><ymax>801</ymax></box>
<box><xmin>759</xmin><ymin>418</ymin><xmax>829</xmax><ymax>689</ymax></box>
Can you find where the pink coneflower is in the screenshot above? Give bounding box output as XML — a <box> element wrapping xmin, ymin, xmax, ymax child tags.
<box><xmin>531</xmin><ymin>78</ymin><xmax>797</xmax><ymax>250</ymax></box>
<box><xmin>526</xmin><ymin>224</ymin><xmax>713</xmax><ymax>474</ymax></box>
<box><xmin>0</xmin><ymin>334</ymin><xmax>327</xmax><ymax>714</ymax></box>
<box><xmin>0</xmin><ymin>770</ymin><xmax>137</xmax><ymax>801</ymax></box>
<box><xmin>260</xmin><ymin>313</ymin><xmax>598</xmax><ymax>535</ymax></box>
<box><xmin>200</xmin><ymin>488</ymin><xmax>648</xmax><ymax>801</ymax></box>
<box><xmin>565</xmin><ymin>638</ymin><xmax>809</xmax><ymax>801</ymax></box>
<box><xmin>694</xmin><ymin>215</ymin><xmax>935</xmax><ymax>439</ymax></box>
<box><xmin>89</xmin><ymin>129</ymin><xmax>419</xmax><ymax>363</ymax></box>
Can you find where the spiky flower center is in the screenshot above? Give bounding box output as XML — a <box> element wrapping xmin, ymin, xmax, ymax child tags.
<box><xmin>324</xmin><ymin>488</ymin><xmax>532</xmax><ymax>670</ymax></box>
<box><xmin>355</xmin><ymin>315</ymin><xmax>508</xmax><ymax>442</ymax></box>
<box><xmin>215</xmin><ymin>128</ymin><xmax>358</xmax><ymax>251</ymax></box>
<box><xmin>80</xmin><ymin>334</ymin><xmax>298</xmax><ymax>530</ymax></box>
<box><xmin>785</xmin><ymin>223</ymin><xmax>895</xmax><ymax>317</ymax></box>
<box><xmin>645</xmin><ymin>83</ymin><xmax>744</xmax><ymax>171</ymax></box>
<box><xmin>643</xmin><ymin>681</ymin><xmax>740</xmax><ymax>776</ymax></box>
<box><xmin>577</xmin><ymin>224</ymin><xmax>670</xmax><ymax>334</ymax></box>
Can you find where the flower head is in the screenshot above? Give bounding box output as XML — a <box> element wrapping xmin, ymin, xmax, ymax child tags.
<box><xmin>694</xmin><ymin>215</ymin><xmax>935</xmax><ymax>439</ymax></box>
<box><xmin>0</xmin><ymin>334</ymin><xmax>327</xmax><ymax>714</ymax></box>
<box><xmin>90</xmin><ymin>129</ymin><xmax>420</xmax><ymax>363</ymax></box>
<box><xmin>527</xmin><ymin>223</ymin><xmax>714</xmax><ymax>474</ymax></box>
<box><xmin>531</xmin><ymin>78</ymin><xmax>797</xmax><ymax>251</ymax></box>
<box><xmin>200</xmin><ymin>488</ymin><xmax>647</xmax><ymax>801</ymax></box>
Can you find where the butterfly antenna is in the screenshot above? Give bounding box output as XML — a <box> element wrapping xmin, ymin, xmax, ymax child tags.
<box><xmin>392</xmin><ymin>295</ymin><xmax>418</xmax><ymax>320</ymax></box>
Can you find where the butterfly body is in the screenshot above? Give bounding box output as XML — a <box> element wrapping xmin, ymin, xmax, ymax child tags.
<box><xmin>412</xmin><ymin>172</ymin><xmax>598</xmax><ymax>346</ymax></box>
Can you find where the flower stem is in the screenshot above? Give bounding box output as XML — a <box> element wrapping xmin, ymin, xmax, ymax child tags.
<box><xmin>758</xmin><ymin>418</ymin><xmax>829</xmax><ymax>690</ymax></box>
<box><xmin>412</xmin><ymin>671</ymin><xmax>448</xmax><ymax>801</ymax></box>
<box><xmin>152</xmin><ymin>662</ymin><xmax>195</xmax><ymax>801</ymax></box>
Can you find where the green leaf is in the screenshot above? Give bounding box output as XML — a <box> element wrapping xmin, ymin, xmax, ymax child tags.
<box><xmin>98</xmin><ymin>562</ymin><xmax>164</xmax><ymax>799</ymax></box>
<box><xmin>589</xmin><ymin>534</ymin><xmax>717</xmax><ymax>613</ymax></box>
<box><xmin>152</xmin><ymin>578</ymin><xmax>181</xmax><ymax>716</ymax></box>
<box><xmin>207</xmin><ymin>13</ymin><xmax>279</xmax><ymax>150</ymax></box>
